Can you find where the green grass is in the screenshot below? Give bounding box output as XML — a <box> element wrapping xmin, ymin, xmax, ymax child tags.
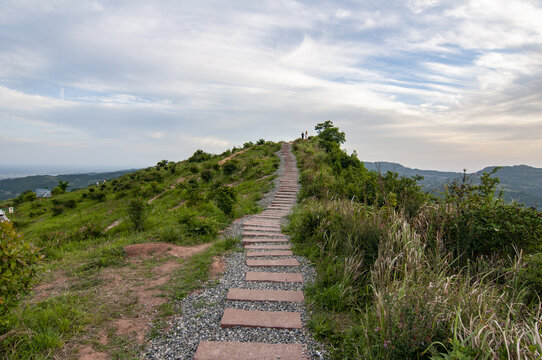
<box><xmin>164</xmin><ymin>237</ymin><xmax>240</xmax><ymax>300</ymax></box>
<box><xmin>1</xmin><ymin>294</ymin><xmax>90</xmax><ymax>360</ymax></box>
<box><xmin>0</xmin><ymin>140</ymin><xmax>281</xmax><ymax>359</ymax></box>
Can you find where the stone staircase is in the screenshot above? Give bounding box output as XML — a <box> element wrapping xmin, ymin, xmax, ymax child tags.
<box><xmin>194</xmin><ymin>142</ymin><xmax>308</xmax><ymax>359</ymax></box>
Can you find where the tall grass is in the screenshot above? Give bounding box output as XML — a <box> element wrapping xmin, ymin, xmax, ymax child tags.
<box><xmin>289</xmin><ymin>199</ymin><xmax>542</xmax><ymax>359</ymax></box>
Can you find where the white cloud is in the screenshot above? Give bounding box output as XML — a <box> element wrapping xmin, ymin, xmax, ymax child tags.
<box><xmin>1</xmin><ymin>0</ymin><xmax>542</xmax><ymax>171</ymax></box>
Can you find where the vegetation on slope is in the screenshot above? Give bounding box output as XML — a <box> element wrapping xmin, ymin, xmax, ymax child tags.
<box><xmin>0</xmin><ymin>169</ymin><xmax>137</xmax><ymax>201</ymax></box>
<box><xmin>288</xmin><ymin>122</ymin><xmax>542</xmax><ymax>359</ymax></box>
<box><xmin>0</xmin><ymin>140</ymin><xmax>280</xmax><ymax>359</ymax></box>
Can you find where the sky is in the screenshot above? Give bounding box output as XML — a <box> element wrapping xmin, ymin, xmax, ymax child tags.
<box><xmin>1</xmin><ymin>0</ymin><xmax>542</xmax><ymax>172</ymax></box>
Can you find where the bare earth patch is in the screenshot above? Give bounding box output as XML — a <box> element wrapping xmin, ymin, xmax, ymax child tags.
<box><xmin>77</xmin><ymin>345</ymin><xmax>108</xmax><ymax>360</ymax></box>
<box><xmin>31</xmin><ymin>271</ymin><xmax>71</xmax><ymax>303</ymax></box>
<box><xmin>31</xmin><ymin>242</ymin><xmax>214</xmax><ymax>359</ymax></box>
<box><xmin>124</xmin><ymin>242</ymin><xmax>211</xmax><ymax>258</ymax></box>
<box><xmin>218</xmin><ymin>148</ymin><xmax>249</xmax><ymax>165</ymax></box>
<box><xmin>210</xmin><ymin>256</ymin><xmax>226</xmax><ymax>279</ymax></box>
<box><xmin>103</xmin><ymin>219</ymin><xmax>123</xmax><ymax>233</ymax></box>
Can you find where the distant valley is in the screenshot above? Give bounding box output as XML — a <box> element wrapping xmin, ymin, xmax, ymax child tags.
<box><xmin>0</xmin><ymin>169</ymin><xmax>137</xmax><ymax>201</ymax></box>
<box><xmin>363</xmin><ymin>162</ymin><xmax>542</xmax><ymax>209</ymax></box>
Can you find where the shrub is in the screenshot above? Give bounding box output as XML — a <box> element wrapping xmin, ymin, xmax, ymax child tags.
<box><xmin>64</xmin><ymin>199</ymin><xmax>76</xmax><ymax>209</ymax></box>
<box><xmin>222</xmin><ymin>160</ymin><xmax>239</xmax><ymax>176</ymax></box>
<box><xmin>178</xmin><ymin>209</ymin><xmax>218</xmax><ymax>241</ymax></box>
<box><xmin>414</xmin><ymin>169</ymin><xmax>542</xmax><ymax>262</ymax></box>
<box><xmin>51</xmin><ymin>205</ymin><xmax>64</xmax><ymax>216</ymax></box>
<box><xmin>188</xmin><ymin>149</ymin><xmax>212</xmax><ymax>163</ymax></box>
<box><xmin>52</xmin><ymin>180</ymin><xmax>69</xmax><ymax>195</ymax></box>
<box><xmin>127</xmin><ymin>198</ymin><xmax>147</xmax><ymax>231</ymax></box>
<box><xmin>201</xmin><ymin>169</ymin><xmax>213</xmax><ymax>183</ymax></box>
<box><xmin>189</xmin><ymin>164</ymin><xmax>199</xmax><ymax>174</ymax></box>
<box><xmin>14</xmin><ymin>191</ymin><xmax>36</xmax><ymax>205</ymax></box>
<box><xmin>0</xmin><ymin>222</ymin><xmax>44</xmax><ymax>321</ymax></box>
<box><xmin>213</xmin><ymin>185</ymin><xmax>237</xmax><ymax>215</ymax></box>
<box><xmin>159</xmin><ymin>227</ymin><xmax>184</xmax><ymax>243</ymax></box>
<box><xmin>257</xmin><ymin>139</ymin><xmax>265</xmax><ymax>145</ymax></box>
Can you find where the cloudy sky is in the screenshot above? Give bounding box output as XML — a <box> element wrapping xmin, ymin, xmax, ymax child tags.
<box><xmin>1</xmin><ymin>0</ymin><xmax>542</xmax><ymax>172</ymax></box>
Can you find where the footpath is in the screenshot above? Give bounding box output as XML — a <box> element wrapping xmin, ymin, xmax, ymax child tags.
<box><xmin>145</xmin><ymin>142</ymin><xmax>324</xmax><ymax>359</ymax></box>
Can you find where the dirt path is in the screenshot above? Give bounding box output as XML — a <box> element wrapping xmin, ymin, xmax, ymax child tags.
<box><xmin>218</xmin><ymin>148</ymin><xmax>249</xmax><ymax>165</ymax></box>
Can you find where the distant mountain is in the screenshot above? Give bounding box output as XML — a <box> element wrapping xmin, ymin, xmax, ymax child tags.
<box><xmin>0</xmin><ymin>169</ymin><xmax>137</xmax><ymax>201</ymax></box>
<box><xmin>363</xmin><ymin>162</ymin><xmax>542</xmax><ymax>209</ymax></box>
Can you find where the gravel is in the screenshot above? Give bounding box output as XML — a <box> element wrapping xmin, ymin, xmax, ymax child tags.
<box><xmin>143</xmin><ymin>143</ymin><xmax>327</xmax><ymax>359</ymax></box>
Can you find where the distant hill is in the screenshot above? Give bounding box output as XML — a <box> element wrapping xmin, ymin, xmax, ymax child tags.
<box><xmin>0</xmin><ymin>169</ymin><xmax>137</xmax><ymax>201</ymax></box>
<box><xmin>363</xmin><ymin>162</ymin><xmax>542</xmax><ymax>209</ymax></box>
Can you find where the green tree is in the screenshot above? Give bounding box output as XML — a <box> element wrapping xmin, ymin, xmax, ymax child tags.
<box><xmin>213</xmin><ymin>185</ymin><xmax>237</xmax><ymax>215</ymax></box>
<box><xmin>315</xmin><ymin>120</ymin><xmax>346</xmax><ymax>145</ymax></box>
<box><xmin>0</xmin><ymin>221</ymin><xmax>43</xmax><ymax>322</ymax></box>
<box><xmin>52</xmin><ymin>180</ymin><xmax>69</xmax><ymax>195</ymax></box>
<box><xmin>127</xmin><ymin>198</ymin><xmax>147</xmax><ymax>231</ymax></box>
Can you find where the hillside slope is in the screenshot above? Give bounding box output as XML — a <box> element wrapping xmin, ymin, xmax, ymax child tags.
<box><xmin>0</xmin><ymin>140</ymin><xmax>282</xmax><ymax>359</ymax></box>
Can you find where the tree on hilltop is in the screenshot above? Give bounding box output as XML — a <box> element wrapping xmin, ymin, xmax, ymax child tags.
<box><xmin>315</xmin><ymin>120</ymin><xmax>345</xmax><ymax>145</ymax></box>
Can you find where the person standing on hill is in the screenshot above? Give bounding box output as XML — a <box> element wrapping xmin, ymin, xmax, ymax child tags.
<box><xmin>305</xmin><ymin>130</ymin><xmax>308</xmax><ymax>139</ymax></box>
<box><xmin>301</xmin><ymin>132</ymin><xmax>304</xmax><ymax>139</ymax></box>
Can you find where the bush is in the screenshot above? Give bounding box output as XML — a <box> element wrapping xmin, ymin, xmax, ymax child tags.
<box><xmin>64</xmin><ymin>199</ymin><xmax>76</xmax><ymax>209</ymax></box>
<box><xmin>0</xmin><ymin>222</ymin><xmax>44</xmax><ymax>321</ymax></box>
<box><xmin>257</xmin><ymin>139</ymin><xmax>265</xmax><ymax>145</ymax></box>
<box><xmin>127</xmin><ymin>198</ymin><xmax>147</xmax><ymax>231</ymax></box>
<box><xmin>415</xmin><ymin>170</ymin><xmax>542</xmax><ymax>262</ymax></box>
<box><xmin>51</xmin><ymin>205</ymin><xmax>64</xmax><ymax>216</ymax></box>
<box><xmin>213</xmin><ymin>185</ymin><xmax>237</xmax><ymax>215</ymax></box>
<box><xmin>14</xmin><ymin>191</ymin><xmax>36</xmax><ymax>205</ymax></box>
<box><xmin>188</xmin><ymin>149</ymin><xmax>212</xmax><ymax>163</ymax></box>
<box><xmin>201</xmin><ymin>169</ymin><xmax>213</xmax><ymax>183</ymax></box>
<box><xmin>222</xmin><ymin>160</ymin><xmax>239</xmax><ymax>176</ymax></box>
<box><xmin>178</xmin><ymin>209</ymin><xmax>218</xmax><ymax>241</ymax></box>
<box><xmin>189</xmin><ymin>164</ymin><xmax>199</xmax><ymax>174</ymax></box>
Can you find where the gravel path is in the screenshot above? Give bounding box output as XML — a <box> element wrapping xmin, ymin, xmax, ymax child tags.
<box><xmin>143</xmin><ymin>142</ymin><xmax>326</xmax><ymax>359</ymax></box>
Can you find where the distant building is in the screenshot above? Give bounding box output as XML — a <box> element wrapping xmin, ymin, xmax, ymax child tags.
<box><xmin>36</xmin><ymin>189</ymin><xmax>52</xmax><ymax>198</ymax></box>
<box><xmin>0</xmin><ymin>209</ymin><xmax>10</xmax><ymax>222</ymax></box>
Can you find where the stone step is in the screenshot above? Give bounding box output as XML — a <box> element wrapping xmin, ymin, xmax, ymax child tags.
<box><xmin>243</xmin><ymin>221</ymin><xmax>280</xmax><ymax>226</ymax></box>
<box><xmin>246</xmin><ymin>250</ymin><xmax>293</xmax><ymax>257</ymax></box>
<box><xmin>243</xmin><ymin>227</ymin><xmax>282</xmax><ymax>232</ymax></box>
<box><xmin>194</xmin><ymin>342</ymin><xmax>306</xmax><ymax>360</ymax></box>
<box><xmin>246</xmin><ymin>271</ymin><xmax>303</xmax><ymax>282</ymax></box>
<box><xmin>226</xmin><ymin>288</ymin><xmax>304</xmax><ymax>302</ymax></box>
<box><xmin>242</xmin><ymin>238</ymin><xmax>289</xmax><ymax>244</ymax></box>
<box><xmin>220</xmin><ymin>308</ymin><xmax>302</xmax><ymax>329</ymax></box>
<box><xmin>243</xmin><ymin>232</ymin><xmax>287</xmax><ymax>238</ymax></box>
<box><xmin>244</xmin><ymin>244</ymin><xmax>291</xmax><ymax>250</ymax></box>
<box><xmin>247</xmin><ymin>258</ymin><xmax>300</xmax><ymax>267</ymax></box>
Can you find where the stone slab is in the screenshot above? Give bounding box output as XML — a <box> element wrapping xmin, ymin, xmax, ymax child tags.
<box><xmin>247</xmin><ymin>258</ymin><xmax>300</xmax><ymax>267</ymax></box>
<box><xmin>242</xmin><ymin>238</ymin><xmax>289</xmax><ymax>244</ymax></box>
<box><xmin>246</xmin><ymin>271</ymin><xmax>303</xmax><ymax>282</ymax></box>
<box><xmin>246</xmin><ymin>250</ymin><xmax>293</xmax><ymax>257</ymax></box>
<box><xmin>243</xmin><ymin>221</ymin><xmax>280</xmax><ymax>226</ymax></box>
<box><xmin>243</xmin><ymin>232</ymin><xmax>288</xmax><ymax>237</ymax></box>
<box><xmin>227</xmin><ymin>288</ymin><xmax>304</xmax><ymax>302</ymax></box>
<box><xmin>220</xmin><ymin>308</ymin><xmax>302</xmax><ymax>329</ymax></box>
<box><xmin>242</xmin><ymin>227</ymin><xmax>282</xmax><ymax>232</ymax></box>
<box><xmin>194</xmin><ymin>342</ymin><xmax>306</xmax><ymax>360</ymax></box>
<box><xmin>244</xmin><ymin>244</ymin><xmax>291</xmax><ymax>250</ymax></box>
